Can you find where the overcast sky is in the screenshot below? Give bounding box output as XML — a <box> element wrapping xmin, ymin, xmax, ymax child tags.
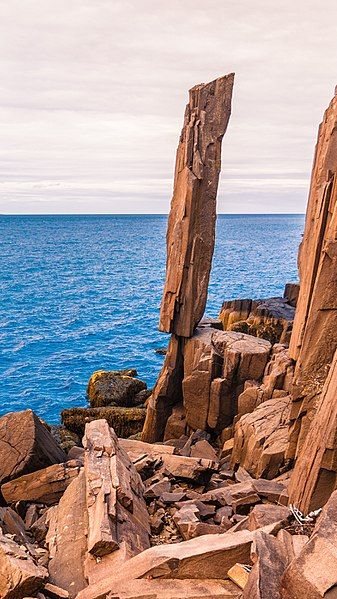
<box><xmin>1</xmin><ymin>0</ymin><xmax>337</xmax><ymax>214</ymax></box>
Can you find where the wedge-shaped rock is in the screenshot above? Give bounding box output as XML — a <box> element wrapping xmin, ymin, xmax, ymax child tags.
<box><xmin>288</xmin><ymin>349</ymin><xmax>337</xmax><ymax>512</ymax></box>
<box><xmin>231</xmin><ymin>396</ymin><xmax>291</xmax><ymax>479</ymax></box>
<box><xmin>247</xmin><ymin>504</ymin><xmax>290</xmax><ymax>531</ymax></box>
<box><xmin>281</xmin><ymin>489</ymin><xmax>337</xmax><ymax>598</ymax></box>
<box><xmin>156</xmin><ymin>453</ymin><xmax>218</xmax><ymax>482</ymax></box>
<box><xmin>83</xmin><ymin>419</ymin><xmax>150</xmax><ymax>558</ymax></box>
<box><xmin>107</xmin><ymin>578</ymin><xmax>241</xmax><ymax>598</ymax></box>
<box><xmin>119</xmin><ymin>437</ymin><xmax>175</xmax><ymax>461</ymax></box>
<box><xmin>243</xmin><ymin>531</ymin><xmax>288</xmax><ymax>599</ymax></box>
<box><xmin>2</xmin><ymin>459</ymin><xmax>82</xmax><ymax>506</ymax></box>
<box><xmin>0</xmin><ymin>409</ymin><xmax>66</xmax><ymax>485</ymax></box>
<box><xmin>0</xmin><ymin>532</ymin><xmax>47</xmax><ymax>598</ymax></box>
<box><xmin>46</xmin><ymin>470</ymin><xmax>88</xmax><ymax>598</ymax></box>
<box><xmin>77</xmin><ymin>528</ymin><xmax>256</xmax><ymax>599</ymax></box>
<box><xmin>159</xmin><ymin>74</ymin><xmax>234</xmax><ymax>337</ymax></box>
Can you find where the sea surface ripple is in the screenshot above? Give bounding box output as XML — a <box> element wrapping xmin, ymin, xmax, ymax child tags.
<box><xmin>0</xmin><ymin>214</ymin><xmax>304</xmax><ymax>423</ymax></box>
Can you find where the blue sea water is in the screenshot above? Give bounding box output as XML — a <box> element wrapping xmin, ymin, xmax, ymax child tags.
<box><xmin>0</xmin><ymin>214</ymin><xmax>304</xmax><ymax>424</ymax></box>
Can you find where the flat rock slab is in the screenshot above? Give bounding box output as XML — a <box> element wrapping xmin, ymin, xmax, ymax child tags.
<box><xmin>0</xmin><ymin>532</ymin><xmax>48</xmax><ymax>599</ymax></box>
<box><xmin>77</xmin><ymin>528</ymin><xmax>257</xmax><ymax>599</ymax></box>
<box><xmin>0</xmin><ymin>409</ymin><xmax>66</xmax><ymax>485</ymax></box>
<box><xmin>2</xmin><ymin>459</ymin><xmax>82</xmax><ymax>505</ymax></box>
<box><xmin>107</xmin><ymin>578</ymin><xmax>241</xmax><ymax>598</ymax></box>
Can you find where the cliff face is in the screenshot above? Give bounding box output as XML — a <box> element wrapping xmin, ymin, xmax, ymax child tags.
<box><xmin>159</xmin><ymin>74</ymin><xmax>234</xmax><ymax>338</ymax></box>
<box><xmin>287</xmin><ymin>89</ymin><xmax>337</xmax><ymax>460</ymax></box>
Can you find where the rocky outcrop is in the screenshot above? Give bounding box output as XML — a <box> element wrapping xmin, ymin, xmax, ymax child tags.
<box><xmin>219</xmin><ymin>284</ymin><xmax>298</xmax><ymax>345</ymax></box>
<box><xmin>61</xmin><ymin>405</ymin><xmax>146</xmax><ymax>438</ymax></box>
<box><xmin>159</xmin><ymin>74</ymin><xmax>234</xmax><ymax>338</ymax></box>
<box><xmin>288</xmin><ymin>88</ymin><xmax>337</xmax><ymax>459</ymax></box>
<box><xmin>0</xmin><ymin>410</ymin><xmax>66</xmax><ymax>486</ymax></box>
<box><xmin>87</xmin><ymin>370</ymin><xmax>147</xmax><ymax>407</ymax></box>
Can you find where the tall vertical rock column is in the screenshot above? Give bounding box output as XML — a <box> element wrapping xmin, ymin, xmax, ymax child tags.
<box><xmin>287</xmin><ymin>88</ymin><xmax>337</xmax><ymax>460</ymax></box>
<box><xmin>142</xmin><ymin>74</ymin><xmax>234</xmax><ymax>443</ymax></box>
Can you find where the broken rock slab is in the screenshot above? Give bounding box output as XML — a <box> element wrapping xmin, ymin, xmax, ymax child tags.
<box><xmin>159</xmin><ymin>74</ymin><xmax>234</xmax><ymax>337</ymax></box>
<box><xmin>0</xmin><ymin>409</ymin><xmax>66</xmax><ymax>486</ymax></box>
<box><xmin>0</xmin><ymin>532</ymin><xmax>48</xmax><ymax>599</ymax></box>
<box><xmin>83</xmin><ymin>419</ymin><xmax>150</xmax><ymax>559</ymax></box>
<box><xmin>1</xmin><ymin>459</ymin><xmax>82</xmax><ymax>506</ymax></box>
<box><xmin>46</xmin><ymin>470</ymin><xmax>88</xmax><ymax>598</ymax></box>
<box><xmin>231</xmin><ymin>396</ymin><xmax>291</xmax><ymax>479</ymax></box>
<box><xmin>107</xmin><ymin>578</ymin><xmax>241</xmax><ymax>598</ymax></box>
<box><xmin>77</xmin><ymin>527</ymin><xmax>257</xmax><ymax>599</ymax></box>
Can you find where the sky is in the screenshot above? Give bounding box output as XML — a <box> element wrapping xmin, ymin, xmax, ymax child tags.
<box><xmin>1</xmin><ymin>1</ymin><xmax>337</xmax><ymax>214</ymax></box>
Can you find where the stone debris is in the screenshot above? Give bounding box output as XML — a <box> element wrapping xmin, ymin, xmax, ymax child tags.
<box><xmin>0</xmin><ymin>532</ymin><xmax>48</xmax><ymax>599</ymax></box>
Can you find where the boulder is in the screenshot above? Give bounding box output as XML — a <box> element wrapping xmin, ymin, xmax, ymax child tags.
<box><xmin>243</xmin><ymin>531</ymin><xmax>288</xmax><ymax>599</ymax></box>
<box><xmin>61</xmin><ymin>406</ymin><xmax>146</xmax><ymax>438</ymax></box>
<box><xmin>281</xmin><ymin>489</ymin><xmax>337</xmax><ymax>598</ymax></box>
<box><xmin>87</xmin><ymin>371</ymin><xmax>147</xmax><ymax>408</ymax></box>
<box><xmin>247</xmin><ymin>504</ymin><xmax>290</xmax><ymax>531</ymax></box>
<box><xmin>231</xmin><ymin>396</ymin><xmax>291</xmax><ymax>479</ymax></box>
<box><xmin>288</xmin><ymin>88</ymin><xmax>337</xmax><ymax>460</ymax></box>
<box><xmin>46</xmin><ymin>471</ymin><xmax>88</xmax><ymax>598</ymax></box>
<box><xmin>1</xmin><ymin>460</ymin><xmax>82</xmax><ymax>506</ymax></box>
<box><xmin>0</xmin><ymin>410</ymin><xmax>66</xmax><ymax>486</ymax></box>
<box><xmin>159</xmin><ymin>74</ymin><xmax>234</xmax><ymax>337</ymax></box>
<box><xmin>0</xmin><ymin>533</ymin><xmax>48</xmax><ymax>598</ymax></box>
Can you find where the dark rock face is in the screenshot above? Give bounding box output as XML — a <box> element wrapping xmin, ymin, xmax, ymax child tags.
<box><xmin>159</xmin><ymin>74</ymin><xmax>234</xmax><ymax>338</ymax></box>
<box><xmin>61</xmin><ymin>406</ymin><xmax>146</xmax><ymax>438</ymax></box>
<box><xmin>87</xmin><ymin>370</ymin><xmax>147</xmax><ymax>408</ymax></box>
<box><xmin>0</xmin><ymin>409</ymin><xmax>66</xmax><ymax>486</ymax></box>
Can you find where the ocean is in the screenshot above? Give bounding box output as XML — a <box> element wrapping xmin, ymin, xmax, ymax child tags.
<box><xmin>0</xmin><ymin>214</ymin><xmax>304</xmax><ymax>423</ymax></box>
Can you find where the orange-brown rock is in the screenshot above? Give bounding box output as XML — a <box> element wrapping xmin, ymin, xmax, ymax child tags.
<box><xmin>183</xmin><ymin>328</ymin><xmax>271</xmax><ymax>433</ymax></box>
<box><xmin>288</xmin><ymin>349</ymin><xmax>337</xmax><ymax>512</ymax></box>
<box><xmin>46</xmin><ymin>470</ymin><xmax>88</xmax><ymax>598</ymax></box>
<box><xmin>83</xmin><ymin>419</ymin><xmax>150</xmax><ymax>558</ymax></box>
<box><xmin>0</xmin><ymin>532</ymin><xmax>48</xmax><ymax>598</ymax></box>
<box><xmin>288</xmin><ymin>88</ymin><xmax>337</xmax><ymax>459</ymax></box>
<box><xmin>107</xmin><ymin>578</ymin><xmax>241</xmax><ymax>598</ymax></box>
<box><xmin>281</xmin><ymin>489</ymin><xmax>337</xmax><ymax>598</ymax></box>
<box><xmin>231</xmin><ymin>396</ymin><xmax>291</xmax><ymax>479</ymax></box>
<box><xmin>0</xmin><ymin>410</ymin><xmax>66</xmax><ymax>486</ymax></box>
<box><xmin>247</xmin><ymin>504</ymin><xmax>290</xmax><ymax>531</ymax></box>
<box><xmin>77</xmin><ymin>528</ymin><xmax>256</xmax><ymax>599</ymax></box>
<box><xmin>1</xmin><ymin>459</ymin><xmax>82</xmax><ymax>506</ymax></box>
<box><xmin>243</xmin><ymin>530</ymin><xmax>288</xmax><ymax>599</ymax></box>
<box><xmin>159</xmin><ymin>74</ymin><xmax>234</xmax><ymax>338</ymax></box>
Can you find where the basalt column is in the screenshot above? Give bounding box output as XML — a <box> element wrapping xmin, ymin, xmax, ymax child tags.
<box><xmin>142</xmin><ymin>74</ymin><xmax>234</xmax><ymax>443</ymax></box>
<box><xmin>287</xmin><ymin>88</ymin><xmax>337</xmax><ymax>461</ymax></box>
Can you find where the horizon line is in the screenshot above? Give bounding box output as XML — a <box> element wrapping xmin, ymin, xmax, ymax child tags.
<box><xmin>0</xmin><ymin>212</ymin><xmax>306</xmax><ymax>217</ymax></box>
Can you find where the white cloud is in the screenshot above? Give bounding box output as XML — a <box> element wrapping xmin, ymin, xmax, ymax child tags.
<box><xmin>0</xmin><ymin>0</ymin><xmax>336</xmax><ymax>213</ymax></box>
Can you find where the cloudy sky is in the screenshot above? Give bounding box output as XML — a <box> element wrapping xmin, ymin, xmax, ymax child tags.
<box><xmin>1</xmin><ymin>0</ymin><xmax>337</xmax><ymax>214</ymax></box>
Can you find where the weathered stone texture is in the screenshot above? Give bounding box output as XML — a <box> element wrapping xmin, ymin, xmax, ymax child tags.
<box><xmin>288</xmin><ymin>89</ymin><xmax>337</xmax><ymax>459</ymax></box>
<box><xmin>159</xmin><ymin>74</ymin><xmax>234</xmax><ymax>337</ymax></box>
